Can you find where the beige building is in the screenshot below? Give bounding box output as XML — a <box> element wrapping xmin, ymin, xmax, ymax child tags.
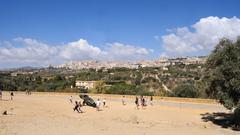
<box><xmin>75</xmin><ymin>81</ymin><xmax>96</xmax><ymax>89</ymax></box>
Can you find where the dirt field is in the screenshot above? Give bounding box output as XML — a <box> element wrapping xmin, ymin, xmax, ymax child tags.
<box><xmin>0</xmin><ymin>92</ymin><xmax>239</xmax><ymax>135</ymax></box>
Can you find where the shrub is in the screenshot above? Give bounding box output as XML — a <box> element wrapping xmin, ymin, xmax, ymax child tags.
<box><xmin>172</xmin><ymin>83</ymin><xmax>199</xmax><ymax>98</ymax></box>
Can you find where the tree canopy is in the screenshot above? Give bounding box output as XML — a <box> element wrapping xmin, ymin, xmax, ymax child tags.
<box><xmin>205</xmin><ymin>38</ymin><xmax>240</xmax><ymax>110</ymax></box>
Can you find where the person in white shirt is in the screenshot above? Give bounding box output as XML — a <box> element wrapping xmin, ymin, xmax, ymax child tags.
<box><xmin>122</xmin><ymin>96</ymin><xmax>126</xmax><ymax>105</ymax></box>
<box><xmin>69</xmin><ymin>96</ymin><xmax>73</xmax><ymax>103</ymax></box>
<box><xmin>96</xmin><ymin>99</ymin><xmax>101</xmax><ymax>111</ymax></box>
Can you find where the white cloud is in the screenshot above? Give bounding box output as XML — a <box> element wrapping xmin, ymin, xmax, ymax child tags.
<box><xmin>0</xmin><ymin>38</ymin><xmax>152</xmax><ymax>68</ymax></box>
<box><xmin>59</xmin><ymin>39</ymin><xmax>102</xmax><ymax>60</ymax></box>
<box><xmin>161</xmin><ymin>16</ymin><xmax>240</xmax><ymax>57</ymax></box>
<box><xmin>103</xmin><ymin>42</ymin><xmax>152</xmax><ymax>60</ymax></box>
<box><xmin>0</xmin><ymin>38</ymin><xmax>58</xmax><ymax>64</ymax></box>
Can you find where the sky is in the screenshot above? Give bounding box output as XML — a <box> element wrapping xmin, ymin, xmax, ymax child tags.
<box><xmin>0</xmin><ymin>0</ymin><xmax>240</xmax><ymax>68</ymax></box>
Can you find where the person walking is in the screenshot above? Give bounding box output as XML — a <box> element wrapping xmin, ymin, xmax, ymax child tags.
<box><xmin>73</xmin><ymin>101</ymin><xmax>83</xmax><ymax>113</ymax></box>
<box><xmin>140</xmin><ymin>96</ymin><xmax>146</xmax><ymax>109</ymax></box>
<box><xmin>135</xmin><ymin>96</ymin><xmax>139</xmax><ymax>109</ymax></box>
<box><xmin>150</xmin><ymin>96</ymin><xmax>153</xmax><ymax>106</ymax></box>
<box><xmin>78</xmin><ymin>101</ymin><xmax>83</xmax><ymax>113</ymax></box>
<box><xmin>0</xmin><ymin>88</ymin><xmax>2</xmax><ymax>100</ymax></box>
<box><xmin>69</xmin><ymin>96</ymin><xmax>73</xmax><ymax>103</ymax></box>
<box><xmin>103</xmin><ymin>98</ymin><xmax>106</xmax><ymax>107</ymax></box>
<box><xmin>122</xmin><ymin>96</ymin><xmax>126</xmax><ymax>105</ymax></box>
<box><xmin>142</xmin><ymin>97</ymin><xmax>146</xmax><ymax>107</ymax></box>
<box><xmin>96</xmin><ymin>99</ymin><xmax>101</xmax><ymax>111</ymax></box>
<box><xmin>73</xmin><ymin>101</ymin><xmax>79</xmax><ymax>112</ymax></box>
<box><xmin>10</xmin><ymin>92</ymin><xmax>14</xmax><ymax>100</ymax></box>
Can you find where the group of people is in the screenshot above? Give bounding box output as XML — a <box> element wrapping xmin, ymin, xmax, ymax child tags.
<box><xmin>25</xmin><ymin>90</ymin><xmax>31</xmax><ymax>95</ymax></box>
<box><xmin>69</xmin><ymin>96</ymin><xmax>108</xmax><ymax>113</ymax></box>
<box><xmin>73</xmin><ymin>101</ymin><xmax>83</xmax><ymax>113</ymax></box>
<box><xmin>69</xmin><ymin>96</ymin><xmax>83</xmax><ymax>113</ymax></box>
<box><xmin>69</xmin><ymin>95</ymin><xmax>154</xmax><ymax>113</ymax></box>
<box><xmin>96</xmin><ymin>98</ymin><xmax>107</xmax><ymax>111</ymax></box>
<box><xmin>135</xmin><ymin>96</ymin><xmax>153</xmax><ymax>109</ymax></box>
<box><xmin>0</xmin><ymin>90</ymin><xmax>14</xmax><ymax>101</ymax></box>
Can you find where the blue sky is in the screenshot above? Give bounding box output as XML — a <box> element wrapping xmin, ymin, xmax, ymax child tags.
<box><xmin>0</xmin><ymin>0</ymin><xmax>240</xmax><ymax>68</ymax></box>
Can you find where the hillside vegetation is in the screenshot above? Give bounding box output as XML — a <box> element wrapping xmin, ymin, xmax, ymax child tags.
<box><xmin>0</xmin><ymin>62</ymin><xmax>206</xmax><ymax>98</ymax></box>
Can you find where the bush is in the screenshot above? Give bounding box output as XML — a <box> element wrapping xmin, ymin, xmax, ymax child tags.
<box><xmin>172</xmin><ymin>83</ymin><xmax>199</xmax><ymax>98</ymax></box>
<box><xmin>105</xmin><ymin>83</ymin><xmax>136</xmax><ymax>95</ymax></box>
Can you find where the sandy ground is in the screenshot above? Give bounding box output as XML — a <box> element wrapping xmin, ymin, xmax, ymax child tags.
<box><xmin>0</xmin><ymin>92</ymin><xmax>239</xmax><ymax>135</ymax></box>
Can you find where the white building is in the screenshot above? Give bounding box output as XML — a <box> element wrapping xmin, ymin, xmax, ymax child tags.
<box><xmin>75</xmin><ymin>81</ymin><xmax>96</xmax><ymax>89</ymax></box>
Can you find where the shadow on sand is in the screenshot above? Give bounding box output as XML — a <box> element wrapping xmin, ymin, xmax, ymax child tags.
<box><xmin>201</xmin><ymin>112</ymin><xmax>240</xmax><ymax>131</ymax></box>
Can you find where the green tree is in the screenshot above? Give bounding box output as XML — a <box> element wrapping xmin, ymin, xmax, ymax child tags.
<box><xmin>91</xmin><ymin>81</ymin><xmax>106</xmax><ymax>93</ymax></box>
<box><xmin>205</xmin><ymin>38</ymin><xmax>240</xmax><ymax>125</ymax></box>
<box><xmin>172</xmin><ymin>83</ymin><xmax>199</xmax><ymax>98</ymax></box>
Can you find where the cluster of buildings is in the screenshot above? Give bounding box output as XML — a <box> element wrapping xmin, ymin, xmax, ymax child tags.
<box><xmin>57</xmin><ymin>56</ymin><xmax>207</xmax><ymax>70</ymax></box>
<box><xmin>75</xmin><ymin>80</ymin><xmax>96</xmax><ymax>89</ymax></box>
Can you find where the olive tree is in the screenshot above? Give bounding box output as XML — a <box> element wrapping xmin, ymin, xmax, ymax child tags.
<box><xmin>205</xmin><ymin>38</ymin><xmax>240</xmax><ymax>124</ymax></box>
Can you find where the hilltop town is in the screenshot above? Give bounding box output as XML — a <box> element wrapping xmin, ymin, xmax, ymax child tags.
<box><xmin>57</xmin><ymin>56</ymin><xmax>207</xmax><ymax>70</ymax></box>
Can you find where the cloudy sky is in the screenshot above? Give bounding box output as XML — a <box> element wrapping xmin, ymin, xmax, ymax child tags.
<box><xmin>0</xmin><ymin>0</ymin><xmax>240</xmax><ymax>68</ymax></box>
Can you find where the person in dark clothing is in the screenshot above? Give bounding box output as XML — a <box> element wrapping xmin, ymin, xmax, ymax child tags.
<box><xmin>10</xmin><ymin>92</ymin><xmax>14</xmax><ymax>100</ymax></box>
<box><xmin>103</xmin><ymin>98</ymin><xmax>106</xmax><ymax>107</ymax></box>
<box><xmin>142</xmin><ymin>98</ymin><xmax>146</xmax><ymax>106</ymax></box>
<box><xmin>140</xmin><ymin>96</ymin><xmax>147</xmax><ymax>109</ymax></box>
<box><xmin>73</xmin><ymin>101</ymin><xmax>81</xmax><ymax>113</ymax></box>
<box><xmin>135</xmin><ymin>96</ymin><xmax>139</xmax><ymax>109</ymax></box>
<box><xmin>2</xmin><ymin>111</ymin><xmax>7</xmax><ymax>115</ymax></box>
